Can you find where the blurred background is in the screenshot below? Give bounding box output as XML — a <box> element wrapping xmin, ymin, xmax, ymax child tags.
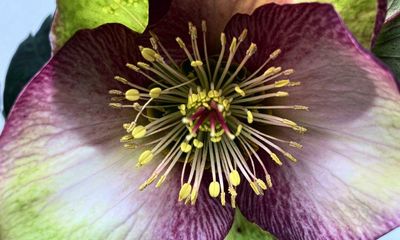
<box><xmin>0</xmin><ymin>0</ymin><xmax>55</xmax><ymax>131</ymax></box>
<box><xmin>0</xmin><ymin>1</ymin><xmax>399</xmax><ymax>239</ymax></box>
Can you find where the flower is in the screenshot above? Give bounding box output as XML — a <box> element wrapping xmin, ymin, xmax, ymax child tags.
<box><xmin>1</xmin><ymin>1</ymin><xmax>399</xmax><ymax>240</ymax></box>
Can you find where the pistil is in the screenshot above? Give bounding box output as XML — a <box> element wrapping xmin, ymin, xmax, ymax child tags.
<box><xmin>109</xmin><ymin>20</ymin><xmax>307</xmax><ymax>207</ymax></box>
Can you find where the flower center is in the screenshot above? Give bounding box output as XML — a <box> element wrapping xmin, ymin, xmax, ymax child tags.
<box><xmin>109</xmin><ymin>21</ymin><xmax>308</xmax><ymax>207</ymax></box>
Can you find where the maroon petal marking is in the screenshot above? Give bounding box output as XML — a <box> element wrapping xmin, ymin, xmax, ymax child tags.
<box><xmin>0</xmin><ymin>24</ymin><xmax>233</xmax><ymax>240</ymax></box>
<box><xmin>224</xmin><ymin>3</ymin><xmax>400</xmax><ymax>240</ymax></box>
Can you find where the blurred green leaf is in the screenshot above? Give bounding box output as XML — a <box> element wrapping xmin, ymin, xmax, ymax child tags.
<box><xmin>373</xmin><ymin>11</ymin><xmax>400</xmax><ymax>84</ymax></box>
<box><xmin>3</xmin><ymin>16</ymin><xmax>52</xmax><ymax>117</ymax></box>
<box><xmin>295</xmin><ymin>0</ymin><xmax>377</xmax><ymax>48</ymax></box>
<box><xmin>387</xmin><ymin>0</ymin><xmax>400</xmax><ymax>21</ymax></box>
<box><xmin>53</xmin><ymin>0</ymin><xmax>148</xmax><ymax>49</ymax></box>
<box><xmin>225</xmin><ymin>210</ymin><xmax>276</xmax><ymax>240</ymax></box>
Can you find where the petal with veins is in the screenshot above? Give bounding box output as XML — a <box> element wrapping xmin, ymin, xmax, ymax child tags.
<box><xmin>226</xmin><ymin>3</ymin><xmax>400</xmax><ymax>240</ymax></box>
<box><xmin>0</xmin><ymin>24</ymin><xmax>233</xmax><ymax>240</ymax></box>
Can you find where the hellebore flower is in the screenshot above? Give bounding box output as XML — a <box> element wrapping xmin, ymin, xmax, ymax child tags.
<box><xmin>1</xmin><ymin>1</ymin><xmax>400</xmax><ymax>240</ymax></box>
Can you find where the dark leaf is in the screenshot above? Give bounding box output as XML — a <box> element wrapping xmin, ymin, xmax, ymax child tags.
<box><xmin>3</xmin><ymin>15</ymin><xmax>52</xmax><ymax>117</ymax></box>
<box><xmin>373</xmin><ymin>1</ymin><xmax>400</xmax><ymax>87</ymax></box>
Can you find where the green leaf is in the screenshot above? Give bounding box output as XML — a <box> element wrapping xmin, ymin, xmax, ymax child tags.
<box><xmin>372</xmin><ymin>10</ymin><xmax>400</xmax><ymax>83</ymax></box>
<box><xmin>3</xmin><ymin>16</ymin><xmax>52</xmax><ymax>117</ymax></box>
<box><xmin>53</xmin><ymin>0</ymin><xmax>148</xmax><ymax>49</ymax></box>
<box><xmin>225</xmin><ymin>210</ymin><xmax>276</xmax><ymax>240</ymax></box>
<box><xmin>295</xmin><ymin>0</ymin><xmax>377</xmax><ymax>48</ymax></box>
<box><xmin>387</xmin><ymin>0</ymin><xmax>400</xmax><ymax>21</ymax></box>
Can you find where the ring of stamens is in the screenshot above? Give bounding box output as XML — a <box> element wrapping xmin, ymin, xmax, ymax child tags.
<box><xmin>109</xmin><ymin>20</ymin><xmax>308</xmax><ymax>207</ymax></box>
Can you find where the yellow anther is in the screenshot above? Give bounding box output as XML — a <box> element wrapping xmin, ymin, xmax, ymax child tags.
<box><xmin>141</xmin><ymin>48</ymin><xmax>157</xmax><ymax>62</ymax></box>
<box><xmin>228</xmin><ymin>186</ymin><xmax>237</xmax><ymax>196</ymax></box>
<box><xmin>137</xmin><ymin>62</ymin><xmax>151</xmax><ymax>69</ymax></box>
<box><xmin>293</xmin><ymin>126</ymin><xmax>307</xmax><ymax>133</ymax></box>
<box><xmin>284</xmin><ymin>152</ymin><xmax>297</xmax><ymax>162</ymax></box>
<box><xmin>222</xmin><ymin>99</ymin><xmax>230</xmax><ymax>108</ymax></box>
<box><xmin>235</xmin><ymin>124</ymin><xmax>243</xmax><ymax>136</ymax></box>
<box><xmin>123</xmin><ymin>143</ymin><xmax>137</xmax><ymax>149</ymax></box>
<box><xmin>131</xmin><ymin>125</ymin><xmax>146</xmax><ymax>139</ymax></box>
<box><xmin>282</xmin><ymin>119</ymin><xmax>297</xmax><ymax>127</ymax></box>
<box><xmin>294</xmin><ymin>105</ymin><xmax>309</xmax><ymax>111</ymax></box>
<box><xmin>144</xmin><ymin>174</ymin><xmax>158</xmax><ymax>187</ymax></box>
<box><xmin>213</xmin><ymin>129</ymin><xmax>223</xmax><ymax>137</ymax></box>
<box><xmin>120</xmin><ymin>134</ymin><xmax>133</xmax><ymax>142</ymax></box>
<box><xmin>133</xmin><ymin>102</ymin><xmax>141</xmax><ymax>110</ymax></box>
<box><xmin>111</xmin><ymin>96</ymin><xmax>125</xmax><ymax>102</ymax></box>
<box><xmin>126</xmin><ymin>63</ymin><xmax>140</xmax><ymax>72</ymax></box>
<box><xmin>178</xmin><ymin>104</ymin><xmax>186</xmax><ymax>115</ymax></box>
<box><xmin>138</xmin><ymin>150</ymin><xmax>153</xmax><ymax>166</ymax></box>
<box><xmin>256</xmin><ymin>179</ymin><xmax>267</xmax><ymax>190</ymax></box>
<box><xmin>227</xmin><ymin>132</ymin><xmax>235</xmax><ymax>140</ymax></box>
<box><xmin>176</xmin><ymin>37</ymin><xmax>186</xmax><ymax>48</ymax></box>
<box><xmin>220</xmin><ymin>192</ymin><xmax>226</xmax><ymax>206</ymax></box>
<box><xmin>220</xmin><ymin>33</ymin><xmax>226</xmax><ymax>46</ymax></box>
<box><xmin>231</xmin><ymin>195</ymin><xmax>237</xmax><ymax>208</ymax></box>
<box><xmin>207</xmin><ymin>90</ymin><xmax>219</xmax><ymax>98</ymax></box>
<box><xmin>246</xmin><ymin>43</ymin><xmax>257</xmax><ymax>55</ymax></box>
<box><xmin>191</xmin><ymin>60</ymin><xmax>203</xmax><ymax>67</ymax></box>
<box><xmin>180</xmin><ymin>142</ymin><xmax>192</xmax><ymax>153</ymax></box>
<box><xmin>263</xmin><ymin>66</ymin><xmax>281</xmax><ymax>77</ymax></box>
<box><xmin>125</xmin><ymin>89</ymin><xmax>140</xmax><ymax>101</ymax></box>
<box><xmin>229</xmin><ymin>37</ymin><xmax>237</xmax><ymax>52</ymax></box>
<box><xmin>266</xmin><ymin>174</ymin><xmax>273</xmax><ymax>187</ymax></box>
<box><xmin>123</xmin><ymin>123</ymin><xmax>131</xmax><ymax>129</ymax></box>
<box><xmin>270</xmin><ymin>49</ymin><xmax>282</xmax><ymax>59</ymax></box>
<box><xmin>239</xmin><ymin>28</ymin><xmax>248</xmax><ymax>42</ymax></box>
<box><xmin>178</xmin><ymin>183</ymin><xmax>192</xmax><ymax>201</ymax></box>
<box><xmin>149</xmin><ymin>87</ymin><xmax>162</xmax><ymax>98</ymax></box>
<box><xmin>199</xmin><ymin>90</ymin><xmax>207</xmax><ymax>99</ymax></box>
<box><xmin>270</xmin><ymin>153</ymin><xmax>283</xmax><ymax>165</ymax></box>
<box><xmin>234</xmin><ymin>85</ymin><xmax>246</xmax><ymax>97</ymax></box>
<box><xmin>150</xmin><ymin>37</ymin><xmax>158</xmax><ymax>49</ymax></box>
<box><xmin>201</xmin><ymin>20</ymin><xmax>207</xmax><ymax>32</ymax></box>
<box><xmin>193</xmin><ymin>139</ymin><xmax>204</xmax><ymax>148</ymax></box>
<box><xmin>283</xmin><ymin>69</ymin><xmax>295</xmax><ymax>75</ymax></box>
<box><xmin>247</xmin><ymin>110</ymin><xmax>254</xmax><ymax>124</ymax></box>
<box><xmin>114</xmin><ymin>76</ymin><xmax>129</xmax><ymax>84</ymax></box>
<box><xmin>289</xmin><ymin>141</ymin><xmax>303</xmax><ymax>149</ymax></box>
<box><xmin>250</xmin><ymin>181</ymin><xmax>261</xmax><ymax>195</ymax></box>
<box><xmin>191</xmin><ymin>93</ymin><xmax>198</xmax><ymax>103</ymax></box>
<box><xmin>211</xmin><ymin>136</ymin><xmax>222</xmax><ymax>143</ymax></box>
<box><xmin>208</xmin><ymin>181</ymin><xmax>220</xmax><ymax>197</ymax></box>
<box><xmin>276</xmin><ymin>91</ymin><xmax>289</xmax><ymax>97</ymax></box>
<box><xmin>190</xmin><ymin>189</ymin><xmax>198</xmax><ymax>204</ymax></box>
<box><xmin>109</xmin><ymin>103</ymin><xmax>122</xmax><ymax>108</ymax></box>
<box><xmin>109</xmin><ymin>89</ymin><xmax>123</xmax><ymax>95</ymax></box>
<box><xmin>156</xmin><ymin>175</ymin><xmax>166</xmax><ymax>188</ymax></box>
<box><xmin>229</xmin><ymin>170</ymin><xmax>241</xmax><ymax>186</ymax></box>
<box><xmin>139</xmin><ymin>182</ymin><xmax>148</xmax><ymax>191</ymax></box>
<box><xmin>184</xmin><ymin>195</ymin><xmax>191</xmax><ymax>205</ymax></box>
<box><xmin>202</xmin><ymin>102</ymin><xmax>211</xmax><ymax>109</ymax></box>
<box><xmin>288</xmin><ymin>81</ymin><xmax>301</xmax><ymax>87</ymax></box>
<box><xmin>181</xmin><ymin>117</ymin><xmax>191</xmax><ymax>124</ymax></box>
<box><xmin>274</xmin><ymin>79</ymin><xmax>290</xmax><ymax>88</ymax></box>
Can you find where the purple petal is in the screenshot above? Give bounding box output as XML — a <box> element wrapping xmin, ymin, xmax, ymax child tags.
<box><xmin>147</xmin><ymin>0</ymin><xmax>292</xmax><ymax>54</ymax></box>
<box><xmin>0</xmin><ymin>24</ymin><xmax>233</xmax><ymax>239</ymax></box>
<box><xmin>224</xmin><ymin>3</ymin><xmax>400</xmax><ymax>239</ymax></box>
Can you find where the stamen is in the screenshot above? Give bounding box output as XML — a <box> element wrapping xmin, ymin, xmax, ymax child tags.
<box><xmin>110</xmin><ymin>22</ymin><xmax>305</xmax><ymax>207</ymax></box>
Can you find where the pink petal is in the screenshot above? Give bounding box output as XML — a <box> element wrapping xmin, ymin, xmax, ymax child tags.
<box><xmin>224</xmin><ymin>3</ymin><xmax>400</xmax><ymax>239</ymax></box>
<box><xmin>0</xmin><ymin>24</ymin><xmax>233</xmax><ymax>239</ymax></box>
